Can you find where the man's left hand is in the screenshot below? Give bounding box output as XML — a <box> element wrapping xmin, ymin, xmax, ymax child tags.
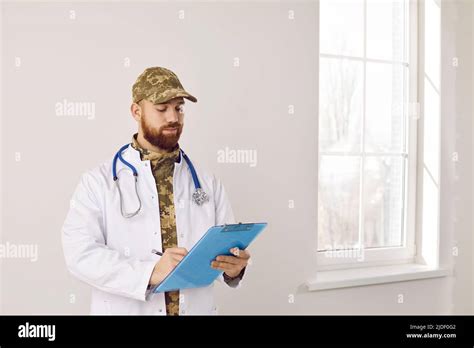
<box><xmin>211</xmin><ymin>247</ymin><xmax>250</xmax><ymax>278</ymax></box>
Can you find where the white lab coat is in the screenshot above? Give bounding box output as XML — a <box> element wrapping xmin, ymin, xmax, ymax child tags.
<box><xmin>61</xmin><ymin>144</ymin><xmax>240</xmax><ymax>315</ymax></box>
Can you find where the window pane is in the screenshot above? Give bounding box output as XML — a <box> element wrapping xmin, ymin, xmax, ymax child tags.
<box><xmin>365</xmin><ymin>62</ymin><xmax>406</xmax><ymax>153</ymax></box>
<box><xmin>318</xmin><ymin>156</ymin><xmax>361</xmax><ymax>251</ymax></box>
<box><xmin>320</xmin><ymin>0</ymin><xmax>364</xmax><ymax>57</ymax></box>
<box><xmin>367</xmin><ymin>0</ymin><xmax>407</xmax><ymax>62</ymax></box>
<box><xmin>319</xmin><ymin>57</ymin><xmax>363</xmax><ymax>152</ymax></box>
<box><xmin>363</xmin><ymin>156</ymin><xmax>404</xmax><ymax>248</ymax></box>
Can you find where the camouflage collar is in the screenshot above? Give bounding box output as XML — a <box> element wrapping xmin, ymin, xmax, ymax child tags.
<box><xmin>131</xmin><ymin>133</ymin><xmax>181</xmax><ymax>165</ymax></box>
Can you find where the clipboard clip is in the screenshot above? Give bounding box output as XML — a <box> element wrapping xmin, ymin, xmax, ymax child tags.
<box><xmin>222</xmin><ymin>223</ymin><xmax>254</xmax><ymax>232</ymax></box>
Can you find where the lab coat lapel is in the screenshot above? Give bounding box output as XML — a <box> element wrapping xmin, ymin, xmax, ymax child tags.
<box><xmin>121</xmin><ymin>144</ymin><xmax>157</xmax><ymax>196</ymax></box>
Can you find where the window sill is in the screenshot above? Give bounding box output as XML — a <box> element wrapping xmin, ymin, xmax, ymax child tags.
<box><xmin>306</xmin><ymin>264</ymin><xmax>452</xmax><ymax>291</ymax></box>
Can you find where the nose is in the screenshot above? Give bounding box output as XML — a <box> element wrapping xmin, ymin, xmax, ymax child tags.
<box><xmin>164</xmin><ymin>108</ymin><xmax>180</xmax><ymax>123</ymax></box>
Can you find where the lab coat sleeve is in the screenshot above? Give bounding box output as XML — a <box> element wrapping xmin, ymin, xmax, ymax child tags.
<box><xmin>61</xmin><ymin>172</ymin><xmax>157</xmax><ymax>302</ymax></box>
<box><xmin>212</xmin><ymin>176</ymin><xmax>247</xmax><ymax>289</ymax></box>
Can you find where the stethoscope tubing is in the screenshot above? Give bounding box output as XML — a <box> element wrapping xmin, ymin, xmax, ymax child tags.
<box><xmin>112</xmin><ymin>143</ymin><xmax>208</xmax><ymax>218</ymax></box>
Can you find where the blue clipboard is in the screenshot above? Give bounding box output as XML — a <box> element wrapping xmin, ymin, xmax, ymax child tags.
<box><xmin>152</xmin><ymin>222</ymin><xmax>267</xmax><ymax>293</ymax></box>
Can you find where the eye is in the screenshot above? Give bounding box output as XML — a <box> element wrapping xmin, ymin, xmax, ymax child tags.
<box><xmin>177</xmin><ymin>105</ymin><xmax>185</xmax><ymax>113</ymax></box>
<box><xmin>156</xmin><ymin>107</ymin><xmax>166</xmax><ymax>112</ymax></box>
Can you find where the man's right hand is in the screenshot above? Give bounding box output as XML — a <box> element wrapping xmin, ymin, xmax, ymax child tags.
<box><xmin>149</xmin><ymin>247</ymin><xmax>188</xmax><ymax>286</ymax></box>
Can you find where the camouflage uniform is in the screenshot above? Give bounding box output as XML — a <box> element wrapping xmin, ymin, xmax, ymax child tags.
<box><xmin>131</xmin><ymin>67</ymin><xmax>196</xmax><ymax>316</ymax></box>
<box><xmin>131</xmin><ymin>134</ymin><xmax>181</xmax><ymax>316</ymax></box>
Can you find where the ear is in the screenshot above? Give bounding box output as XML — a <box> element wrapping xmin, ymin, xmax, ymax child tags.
<box><xmin>131</xmin><ymin>102</ymin><xmax>142</xmax><ymax>122</ymax></box>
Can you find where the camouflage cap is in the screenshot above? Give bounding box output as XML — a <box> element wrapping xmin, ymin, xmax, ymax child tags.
<box><xmin>132</xmin><ymin>67</ymin><xmax>197</xmax><ymax>104</ymax></box>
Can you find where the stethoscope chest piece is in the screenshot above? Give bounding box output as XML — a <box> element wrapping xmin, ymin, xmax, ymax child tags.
<box><xmin>192</xmin><ymin>188</ymin><xmax>209</xmax><ymax>206</ymax></box>
<box><xmin>180</xmin><ymin>149</ymin><xmax>209</xmax><ymax>206</ymax></box>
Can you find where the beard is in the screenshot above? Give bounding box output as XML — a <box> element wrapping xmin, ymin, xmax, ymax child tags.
<box><xmin>141</xmin><ymin>117</ymin><xmax>183</xmax><ymax>151</ymax></box>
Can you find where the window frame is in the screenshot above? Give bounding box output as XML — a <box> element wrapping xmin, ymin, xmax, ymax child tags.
<box><xmin>317</xmin><ymin>0</ymin><xmax>419</xmax><ymax>270</ymax></box>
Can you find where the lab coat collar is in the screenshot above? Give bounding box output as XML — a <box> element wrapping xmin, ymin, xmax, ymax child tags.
<box><xmin>122</xmin><ymin>143</ymin><xmax>183</xmax><ymax>168</ymax></box>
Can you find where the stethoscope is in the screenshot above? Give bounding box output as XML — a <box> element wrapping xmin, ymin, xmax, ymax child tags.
<box><xmin>112</xmin><ymin>143</ymin><xmax>209</xmax><ymax>218</ymax></box>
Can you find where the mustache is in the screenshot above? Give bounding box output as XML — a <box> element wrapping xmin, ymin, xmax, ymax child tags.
<box><xmin>160</xmin><ymin>122</ymin><xmax>182</xmax><ymax>130</ymax></box>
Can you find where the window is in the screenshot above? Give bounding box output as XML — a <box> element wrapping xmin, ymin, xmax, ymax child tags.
<box><xmin>318</xmin><ymin>0</ymin><xmax>418</xmax><ymax>268</ymax></box>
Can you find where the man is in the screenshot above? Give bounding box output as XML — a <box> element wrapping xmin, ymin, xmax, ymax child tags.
<box><xmin>62</xmin><ymin>67</ymin><xmax>249</xmax><ymax>315</ymax></box>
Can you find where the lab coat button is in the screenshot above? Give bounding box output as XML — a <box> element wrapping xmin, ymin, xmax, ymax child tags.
<box><xmin>181</xmin><ymin>310</ymin><xmax>185</xmax><ymax>314</ymax></box>
<box><xmin>158</xmin><ymin>308</ymin><xmax>162</xmax><ymax>313</ymax></box>
<box><xmin>180</xmin><ymin>233</ymin><xmax>184</xmax><ymax>238</ymax></box>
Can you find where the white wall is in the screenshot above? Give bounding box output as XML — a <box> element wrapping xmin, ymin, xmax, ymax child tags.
<box><xmin>470</xmin><ymin>0</ymin><xmax>474</xmax><ymax>314</ymax></box>
<box><xmin>0</xmin><ymin>0</ymin><xmax>472</xmax><ymax>315</ymax></box>
<box><xmin>439</xmin><ymin>0</ymin><xmax>473</xmax><ymax>315</ymax></box>
<box><xmin>0</xmin><ymin>0</ymin><xmax>3</xmax><ymax>313</ymax></box>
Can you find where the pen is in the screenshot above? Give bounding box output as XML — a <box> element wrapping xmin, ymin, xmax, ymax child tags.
<box><xmin>151</xmin><ymin>249</ymin><xmax>163</xmax><ymax>256</ymax></box>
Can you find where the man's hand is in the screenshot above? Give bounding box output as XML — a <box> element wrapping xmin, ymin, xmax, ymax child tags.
<box><xmin>149</xmin><ymin>247</ymin><xmax>188</xmax><ymax>286</ymax></box>
<box><xmin>211</xmin><ymin>247</ymin><xmax>250</xmax><ymax>278</ymax></box>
